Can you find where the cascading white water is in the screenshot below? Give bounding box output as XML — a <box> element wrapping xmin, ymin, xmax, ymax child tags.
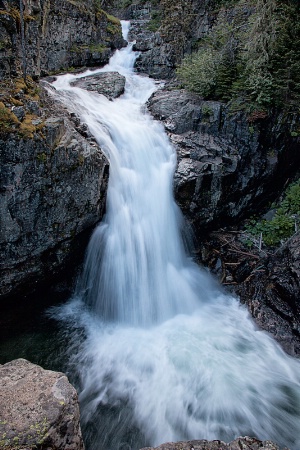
<box><xmin>49</xmin><ymin>21</ymin><xmax>300</xmax><ymax>450</ymax></box>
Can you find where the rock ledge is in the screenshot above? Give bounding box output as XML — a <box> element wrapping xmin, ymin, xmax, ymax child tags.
<box><xmin>141</xmin><ymin>436</ymin><xmax>286</xmax><ymax>450</ymax></box>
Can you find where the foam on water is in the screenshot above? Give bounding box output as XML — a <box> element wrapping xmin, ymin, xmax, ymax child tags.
<box><xmin>48</xmin><ymin>21</ymin><xmax>300</xmax><ymax>450</ymax></box>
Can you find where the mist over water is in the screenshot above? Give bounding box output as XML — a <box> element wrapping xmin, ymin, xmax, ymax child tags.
<box><xmin>49</xmin><ymin>22</ymin><xmax>300</xmax><ymax>450</ymax></box>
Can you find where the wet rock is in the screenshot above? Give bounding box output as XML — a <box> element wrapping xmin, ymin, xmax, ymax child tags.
<box><xmin>200</xmin><ymin>230</ymin><xmax>300</xmax><ymax>356</ymax></box>
<box><xmin>147</xmin><ymin>88</ymin><xmax>300</xmax><ymax>237</ymax></box>
<box><xmin>0</xmin><ymin>358</ymin><xmax>84</xmax><ymax>449</ymax></box>
<box><xmin>71</xmin><ymin>71</ymin><xmax>126</xmax><ymax>100</ymax></box>
<box><xmin>0</xmin><ymin>100</ymin><xmax>108</xmax><ymax>299</ymax></box>
<box><xmin>140</xmin><ymin>436</ymin><xmax>283</xmax><ymax>450</ymax></box>
<box><xmin>125</xmin><ymin>1</ymin><xmax>213</xmax><ymax>80</ymax></box>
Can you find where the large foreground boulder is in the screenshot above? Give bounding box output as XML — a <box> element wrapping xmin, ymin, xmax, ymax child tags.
<box><xmin>0</xmin><ymin>359</ymin><xmax>84</xmax><ymax>449</ymax></box>
<box><xmin>141</xmin><ymin>436</ymin><xmax>284</xmax><ymax>450</ymax></box>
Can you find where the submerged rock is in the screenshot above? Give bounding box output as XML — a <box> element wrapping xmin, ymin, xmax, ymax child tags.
<box><xmin>140</xmin><ymin>437</ymin><xmax>283</xmax><ymax>450</ymax></box>
<box><xmin>71</xmin><ymin>71</ymin><xmax>126</xmax><ymax>100</ymax></box>
<box><xmin>0</xmin><ymin>358</ymin><xmax>84</xmax><ymax>449</ymax></box>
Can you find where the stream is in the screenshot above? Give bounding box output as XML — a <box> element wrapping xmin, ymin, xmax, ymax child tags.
<box><xmin>46</xmin><ymin>21</ymin><xmax>300</xmax><ymax>450</ymax></box>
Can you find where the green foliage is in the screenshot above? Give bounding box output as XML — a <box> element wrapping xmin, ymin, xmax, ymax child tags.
<box><xmin>201</xmin><ymin>104</ymin><xmax>213</xmax><ymax>117</ymax></box>
<box><xmin>177</xmin><ymin>48</ymin><xmax>218</xmax><ymax>97</ymax></box>
<box><xmin>88</xmin><ymin>43</ymin><xmax>107</xmax><ymax>52</ymax></box>
<box><xmin>105</xmin><ymin>12</ymin><xmax>120</xmax><ymax>25</ymax></box>
<box><xmin>0</xmin><ymin>101</ymin><xmax>20</xmax><ymax>134</ymax></box>
<box><xmin>245</xmin><ymin>180</ymin><xmax>300</xmax><ymax>246</ymax></box>
<box><xmin>147</xmin><ymin>10</ymin><xmax>161</xmax><ymax>32</ymax></box>
<box><xmin>121</xmin><ymin>0</ymin><xmax>132</xmax><ymax>7</ymax></box>
<box><xmin>176</xmin><ymin>0</ymin><xmax>300</xmax><ymax>112</ymax></box>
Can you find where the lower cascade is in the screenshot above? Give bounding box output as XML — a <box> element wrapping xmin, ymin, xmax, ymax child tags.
<box><xmin>49</xmin><ymin>22</ymin><xmax>300</xmax><ymax>450</ymax></box>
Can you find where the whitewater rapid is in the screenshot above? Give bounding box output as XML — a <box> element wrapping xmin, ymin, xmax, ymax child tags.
<box><xmin>49</xmin><ymin>21</ymin><xmax>300</xmax><ymax>450</ymax></box>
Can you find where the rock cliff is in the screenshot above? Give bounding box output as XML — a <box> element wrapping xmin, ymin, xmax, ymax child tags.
<box><xmin>121</xmin><ymin>0</ymin><xmax>213</xmax><ymax>80</ymax></box>
<box><xmin>0</xmin><ymin>358</ymin><xmax>84</xmax><ymax>449</ymax></box>
<box><xmin>0</xmin><ymin>0</ymin><xmax>125</xmax><ymax>79</ymax></box>
<box><xmin>0</xmin><ymin>91</ymin><xmax>108</xmax><ymax>298</ymax></box>
<box><xmin>126</xmin><ymin>0</ymin><xmax>300</xmax><ymax>356</ymax></box>
<box><xmin>147</xmin><ymin>87</ymin><xmax>300</xmax><ymax>237</ymax></box>
<box><xmin>0</xmin><ymin>0</ymin><xmax>126</xmax><ymax>299</ymax></box>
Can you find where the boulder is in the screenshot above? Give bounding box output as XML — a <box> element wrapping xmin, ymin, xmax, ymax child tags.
<box><xmin>140</xmin><ymin>436</ymin><xmax>283</xmax><ymax>450</ymax></box>
<box><xmin>0</xmin><ymin>359</ymin><xmax>84</xmax><ymax>449</ymax></box>
<box><xmin>71</xmin><ymin>71</ymin><xmax>126</xmax><ymax>100</ymax></box>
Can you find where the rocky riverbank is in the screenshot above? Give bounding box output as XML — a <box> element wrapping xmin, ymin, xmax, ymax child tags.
<box><xmin>0</xmin><ymin>359</ymin><xmax>286</xmax><ymax>450</ymax></box>
<box><xmin>141</xmin><ymin>437</ymin><xmax>285</xmax><ymax>450</ymax></box>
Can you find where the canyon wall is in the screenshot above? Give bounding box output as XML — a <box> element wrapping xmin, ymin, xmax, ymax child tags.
<box><xmin>0</xmin><ymin>0</ymin><xmax>125</xmax><ymax>299</ymax></box>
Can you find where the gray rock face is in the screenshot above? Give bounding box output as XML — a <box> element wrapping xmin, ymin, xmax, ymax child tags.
<box><xmin>123</xmin><ymin>1</ymin><xmax>213</xmax><ymax>80</ymax></box>
<box><xmin>200</xmin><ymin>229</ymin><xmax>300</xmax><ymax>356</ymax></box>
<box><xmin>127</xmin><ymin>5</ymin><xmax>177</xmax><ymax>79</ymax></box>
<box><xmin>140</xmin><ymin>437</ymin><xmax>282</xmax><ymax>450</ymax></box>
<box><xmin>147</xmin><ymin>88</ymin><xmax>300</xmax><ymax>237</ymax></box>
<box><xmin>0</xmin><ymin>0</ymin><xmax>126</xmax><ymax>79</ymax></box>
<box><xmin>71</xmin><ymin>71</ymin><xmax>126</xmax><ymax>100</ymax></box>
<box><xmin>237</xmin><ymin>231</ymin><xmax>300</xmax><ymax>356</ymax></box>
<box><xmin>0</xmin><ymin>358</ymin><xmax>84</xmax><ymax>449</ymax></box>
<box><xmin>0</xmin><ymin>98</ymin><xmax>108</xmax><ymax>298</ymax></box>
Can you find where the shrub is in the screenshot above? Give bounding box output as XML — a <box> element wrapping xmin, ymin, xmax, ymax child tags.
<box><xmin>245</xmin><ymin>180</ymin><xmax>300</xmax><ymax>246</ymax></box>
<box><xmin>176</xmin><ymin>0</ymin><xmax>300</xmax><ymax>111</ymax></box>
<box><xmin>177</xmin><ymin>48</ymin><xmax>218</xmax><ymax>98</ymax></box>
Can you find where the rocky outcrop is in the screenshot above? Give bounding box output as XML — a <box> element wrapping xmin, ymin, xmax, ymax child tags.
<box><xmin>147</xmin><ymin>87</ymin><xmax>300</xmax><ymax>238</ymax></box>
<box><xmin>0</xmin><ymin>87</ymin><xmax>108</xmax><ymax>299</ymax></box>
<box><xmin>200</xmin><ymin>229</ymin><xmax>300</xmax><ymax>356</ymax></box>
<box><xmin>141</xmin><ymin>437</ymin><xmax>283</xmax><ymax>450</ymax></box>
<box><xmin>71</xmin><ymin>71</ymin><xmax>126</xmax><ymax>100</ymax></box>
<box><xmin>148</xmin><ymin>86</ymin><xmax>300</xmax><ymax>355</ymax></box>
<box><xmin>120</xmin><ymin>0</ymin><xmax>213</xmax><ymax>79</ymax></box>
<box><xmin>126</xmin><ymin>2</ymin><xmax>177</xmax><ymax>79</ymax></box>
<box><xmin>0</xmin><ymin>358</ymin><xmax>84</xmax><ymax>449</ymax></box>
<box><xmin>0</xmin><ymin>0</ymin><xmax>125</xmax><ymax>80</ymax></box>
<box><xmin>237</xmin><ymin>232</ymin><xmax>300</xmax><ymax>356</ymax></box>
<box><xmin>0</xmin><ymin>0</ymin><xmax>122</xmax><ymax>299</ymax></box>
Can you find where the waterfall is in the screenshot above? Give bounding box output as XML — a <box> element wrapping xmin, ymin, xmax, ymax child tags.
<box><xmin>49</xmin><ymin>21</ymin><xmax>300</xmax><ymax>450</ymax></box>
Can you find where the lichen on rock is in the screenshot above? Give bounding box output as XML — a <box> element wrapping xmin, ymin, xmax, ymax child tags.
<box><xmin>0</xmin><ymin>358</ymin><xmax>84</xmax><ymax>449</ymax></box>
<box><xmin>140</xmin><ymin>436</ymin><xmax>283</xmax><ymax>450</ymax></box>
